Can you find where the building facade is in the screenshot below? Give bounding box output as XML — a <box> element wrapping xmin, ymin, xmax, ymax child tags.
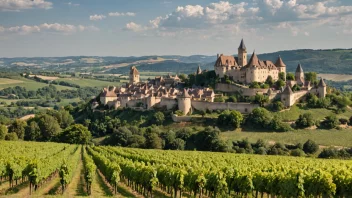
<box><xmin>214</xmin><ymin>39</ymin><xmax>286</xmax><ymax>84</ymax></box>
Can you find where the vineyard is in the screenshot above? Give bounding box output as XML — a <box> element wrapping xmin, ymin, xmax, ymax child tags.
<box><xmin>0</xmin><ymin>141</ymin><xmax>352</xmax><ymax>197</ymax></box>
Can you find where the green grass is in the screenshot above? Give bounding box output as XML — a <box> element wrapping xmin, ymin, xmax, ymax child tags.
<box><xmin>273</xmin><ymin>105</ymin><xmax>352</xmax><ymax>121</ymax></box>
<box><xmin>59</xmin><ymin>78</ymin><xmax>121</xmax><ymax>88</ymax></box>
<box><xmin>221</xmin><ymin>128</ymin><xmax>352</xmax><ymax>147</ymax></box>
<box><xmin>0</xmin><ymin>77</ymin><xmax>75</xmax><ymax>91</ymax></box>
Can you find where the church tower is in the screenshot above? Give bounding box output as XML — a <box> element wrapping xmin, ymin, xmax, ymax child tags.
<box><xmin>295</xmin><ymin>64</ymin><xmax>305</xmax><ymax>85</ymax></box>
<box><xmin>238</xmin><ymin>39</ymin><xmax>247</xmax><ymax>66</ymax></box>
<box><xmin>129</xmin><ymin>66</ymin><xmax>140</xmax><ymax>84</ymax></box>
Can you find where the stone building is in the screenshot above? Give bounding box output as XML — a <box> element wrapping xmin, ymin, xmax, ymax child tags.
<box><xmin>214</xmin><ymin>39</ymin><xmax>286</xmax><ymax>84</ymax></box>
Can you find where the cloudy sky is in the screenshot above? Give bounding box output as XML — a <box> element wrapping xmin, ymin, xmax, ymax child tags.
<box><xmin>0</xmin><ymin>0</ymin><xmax>352</xmax><ymax>57</ymax></box>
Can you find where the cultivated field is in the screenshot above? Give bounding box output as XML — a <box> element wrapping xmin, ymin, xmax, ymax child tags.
<box><xmin>2</xmin><ymin>141</ymin><xmax>352</xmax><ymax>198</ymax></box>
<box><xmin>0</xmin><ymin>77</ymin><xmax>74</xmax><ymax>91</ymax></box>
<box><xmin>318</xmin><ymin>73</ymin><xmax>352</xmax><ymax>82</ymax></box>
<box><xmin>221</xmin><ymin>128</ymin><xmax>352</xmax><ymax>147</ymax></box>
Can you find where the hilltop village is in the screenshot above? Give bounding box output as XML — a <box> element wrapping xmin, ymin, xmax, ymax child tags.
<box><xmin>95</xmin><ymin>39</ymin><xmax>327</xmax><ymax>116</ymax></box>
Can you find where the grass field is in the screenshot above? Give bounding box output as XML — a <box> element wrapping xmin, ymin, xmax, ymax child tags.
<box><xmin>0</xmin><ymin>77</ymin><xmax>75</xmax><ymax>91</ymax></box>
<box><xmin>273</xmin><ymin>105</ymin><xmax>352</xmax><ymax>121</ymax></box>
<box><xmin>221</xmin><ymin>128</ymin><xmax>352</xmax><ymax>147</ymax></box>
<box><xmin>59</xmin><ymin>78</ymin><xmax>121</xmax><ymax>88</ymax></box>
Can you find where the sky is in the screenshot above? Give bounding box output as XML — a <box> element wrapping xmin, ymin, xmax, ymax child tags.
<box><xmin>0</xmin><ymin>0</ymin><xmax>352</xmax><ymax>57</ymax></box>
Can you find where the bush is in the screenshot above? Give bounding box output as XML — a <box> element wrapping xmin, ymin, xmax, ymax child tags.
<box><xmin>5</xmin><ymin>133</ymin><xmax>18</xmax><ymax>141</ymax></box>
<box><xmin>320</xmin><ymin>115</ymin><xmax>340</xmax><ymax>129</ymax></box>
<box><xmin>217</xmin><ymin>110</ymin><xmax>243</xmax><ymax>129</ymax></box>
<box><xmin>270</xmin><ymin>116</ymin><xmax>293</xmax><ymax>132</ymax></box>
<box><xmin>290</xmin><ymin>149</ymin><xmax>306</xmax><ymax>157</ymax></box>
<box><xmin>295</xmin><ymin>113</ymin><xmax>315</xmax><ymax>129</ymax></box>
<box><xmin>303</xmin><ymin>139</ymin><xmax>319</xmax><ymax>154</ymax></box>
<box><xmin>272</xmin><ymin>101</ymin><xmax>284</xmax><ymax>112</ymax></box>
<box><xmin>246</xmin><ymin>107</ymin><xmax>272</xmax><ymax>128</ymax></box>
<box><xmin>318</xmin><ymin>148</ymin><xmax>338</xmax><ymax>159</ymax></box>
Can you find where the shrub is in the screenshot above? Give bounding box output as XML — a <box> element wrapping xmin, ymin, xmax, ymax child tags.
<box><xmin>318</xmin><ymin>148</ymin><xmax>338</xmax><ymax>159</ymax></box>
<box><xmin>295</xmin><ymin>113</ymin><xmax>315</xmax><ymax>129</ymax></box>
<box><xmin>303</xmin><ymin>139</ymin><xmax>319</xmax><ymax>154</ymax></box>
<box><xmin>5</xmin><ymin>133</ymin><xmax>18</xmax><ymax>141</ymax></box>
<box><xmin>290</xmin><ymin>149</ymin><xmax>306</xmax><ymax>157</ymax></box>
<box><xmin>272</xmin><ymin>101</ymin><xmax>284</xmax><ymax>112</ymax></box>
<box><xmin>270</xmin><ymin>116</ymin><xmax>293</xmax><ymax>132</ymax></box>
<box><xmin>217</xmin><ymin>110</ymin><xmax>243</xmax><ymax>129</ymax></box>
<box><xmin>320</xmin><ymin>115</ymin><xmax>340</xmax><ymax>129</ymax></box>
<box><xmin>246</xmin><ymin>107</ymin><xmax>272</xmax><ymax>128</ymax></box>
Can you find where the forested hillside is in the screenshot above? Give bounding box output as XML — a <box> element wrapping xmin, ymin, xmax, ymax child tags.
<box><xmin>1</xmin><ymin>48</ymin><xmax>351</xmax><ymax>75</ymax></box>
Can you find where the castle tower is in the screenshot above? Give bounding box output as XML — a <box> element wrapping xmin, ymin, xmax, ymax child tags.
<box><xmin>245</xmin><ymin>51</ymin><xmax>259</xmax><ymax>83</ymax></box>
<box><xmin>196</xmin><ymin>65</ymin><xmax>202</xmax><ymax>75</ymax></box>
<box><xmin>238</xmin><ymin>39</ymin><xmax>247</xmax><ymax>66</ymax></box>
<box><xmin>177</xmin><ymin>89</ymin><xmax>192</xmax><ymax>115</ymax></box>
<box><xmin>295</xmin><ymin>64</ymin><xmax>304</xmax><ymax>85</ymax></box>
<box><xmin>317</xmin><ymin>78</ymin><xmax>327</xmax><ymax>98</ymax></box>
<box><xmin>275</xmin><ymin>55</ymin><xmax>286</xmax><ymax>80</ymax></box>
<box><xmin>281</xmin><ymin>85</ymin><xmax>294</xmax><ymax>107</ymax></box>
<box><xmin>129</xmin><ymin>66</ymin><xmax>140</xmax><ymax>84</ymax></box>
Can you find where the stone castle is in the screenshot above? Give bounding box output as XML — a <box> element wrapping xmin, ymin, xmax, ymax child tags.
<box><xmin>95</xmin><ymin>66</ymin><xmax>259</xmax><ymax>115</ymax></box>
<box><xmin>215</xmin><ymin>39</ymin><xmax>286</xmax><ymax>83</ymax></box>
<box><xmin>95</xmin><ymin>39</ymin><xmax>327</xmax><ymax>116</ymax></box>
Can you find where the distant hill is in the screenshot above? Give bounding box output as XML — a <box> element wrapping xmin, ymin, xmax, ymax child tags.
<box><xmin>1</xmin><ymin>49</ymin><xmax>352</xmax><ymax>75</ymax></box>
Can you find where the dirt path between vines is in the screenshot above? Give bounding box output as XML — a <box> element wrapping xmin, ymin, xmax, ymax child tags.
<box><xmin>64</xmin><ymin>159</ymin><xmax>87</xmax><ymax>197</ymax></box>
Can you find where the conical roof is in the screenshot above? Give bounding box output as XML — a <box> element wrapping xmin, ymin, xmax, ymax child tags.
<box><xmin>282</xmin><ymin>85</ymin><xmax>293</xmax><ymax>95</ymax></box>
<box><xmin>296</xmin><ymin>64</ymin><xmax>303</xmax><ymax>73</ymax></box>
<box><xmin>197</xmin><ymin>65</ymin><xmax>202</xmax><ymax>74</ymax></box>
<box><xmin>275</xmin><ymin>56</ymin><xmax>286</xmax><ymax>67</ymax></box>
<box><xmin>130</xmin><ymin>66</ymin><xmax>139</xmax><ymax>75</ymax></box>
<box><xmin>318</xmin><ymin>78</ymin><xmax>326</xmax><ymax>87</ymax></box>
<box><xmin>247</xmin><ymin>51</ymin><xmax>259</xmax><ymax>66</ymax></box>
<box><xmin>180</xmin><ymin>89</ymin><xmax>191</xmax><ymax>98</ymax></box>
<box><xmin>238</xmin><ymin>39</ymin><xmax>246</xmax><ymax>50</ymax></box>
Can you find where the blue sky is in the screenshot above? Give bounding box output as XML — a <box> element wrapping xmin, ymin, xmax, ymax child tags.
<box><xmin>0</xmin><ymin>0</ymin><xmax>352</xmax><ymax>57</ymax></box>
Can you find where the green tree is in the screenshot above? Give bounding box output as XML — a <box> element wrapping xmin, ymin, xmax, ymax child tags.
<box><xmin>303</xmin><ymin>139</ymin><xmax>319</xmax><ymax>154</ymax></box>
<box><xmin>249</xmin><ymin>82</ymin><xmax>261</xmax><ymax>88</ymax></box>
<box><xmin>286</xmin><ymin>73</ymin><xmax>295</xmax><ymax>81</ymax></box>
<box><xmin>252</xmin><ymin>94</ymin><xmax>269</xmax><ymax>107</ymax></box>
<box><xmin>246</xmin><ymin>107</ymin><xmax>272</xmax><ymax>128</ymax></box>
<box><xmin>214</xmin><ymin>96</ymin><xmax>225</xmax><ymax>102</ymax></box>
<box><xmin>278</xmin><ymin>72</ymin><xmax>286</xmax><ymax>81</ymax></box>
<box><xmin>8</xmin><ymin>119</ymin><xmax>27</xmax><ymax>140</ymax></box>
<box><xmin>0</xmin><ymin>124</ymin><xmax>8</xmax><ymax>140</ymax></box>
<box><xmin>59</xmin><ymin>124</ymin><xmax>92</xmax><ymax>144</ymax></box>
<box><xmin>295</xmin><ymin>113</ymin><xmax>315</xmax><ymax>128</ymax></box>
<box><xmin>321</xmin><ymin>115</ymin><xmax>340</xmax><ymax>129</ymax></box>
<box><xmin>275</xmin><ymin>79</ymin><xmax>285</xmax><ymax>89</ymax></box>
<box><xmin>52</xmin><ymin>109</ymin><xmax>74</xmax><ymax>129</ymax></box>
<box><xmin>153</xmin><ymin>112</ymin><xmax>165</xmax><ymax>125</ymax></box>
<box><xmin>217</xmin><ymin>110</ymin><xmax>243</xmax><ymax>129</ymax></box>
<box><xmin>265</xmin><ymin>76</ymin><xmax>274</xmax><ymax>87</ymax></box>
<box><xmin>272</xmin><ymin>101</ymin><xmax>284</xmax><ymax>112</ymax></box>
<box><xmin>25</xmin><ymin>121</ymin><xmax>41</xmax><ymax>141</ymax></box>
<box><xmin>38</xmin><ymin>114</ymin><xmax>61</xmax><ymax>141</ymax></box>
<box><xmin>305</xmin><ymin>72</ymin><xmax>317</xmax><ymax>84</ymax></box>
<box><xmin>5</xmin><ymin>133</ymin><xmax>18</xmax><ymax>141</ymax></box>
<box><xmin>145</xmin><ymin>131</ymin><xmax>163</xmax><ymax>149</ymax></box>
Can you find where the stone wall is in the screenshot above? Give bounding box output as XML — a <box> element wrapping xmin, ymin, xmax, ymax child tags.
<box><xmin>215</xmin><ymin>83</ymin><xmax>269</xmax><ymax>96</ymax></box>
<box><xmin>191</xmin><ymin>101</ymin><xmax>259</xmax><ymax>113</ymax></box>
<box><xmin>160</xmin><ymin>98</ymin><xmax>177</xmax><ymax>110</ymax></box>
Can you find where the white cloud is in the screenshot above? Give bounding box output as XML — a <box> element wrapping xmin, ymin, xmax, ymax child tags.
<box><xmin>0</xmin><ymin>0</ymin><xmax>52</xmax><ymax>11</ymax></box>
<box><xmin>124</xmin><ymin>22</ymin><xmax>145</xmax><ymax>32</ymax></box>
<box><xmin>66</xmin><ymin>2</ymin><xmax>79</xmax><ymax>7</ymax></box>
<box><xmin>0</xmin><ymin>23</ymin><xmax>98</xmax><ymax>35</ymax></box>
<box><xmin>108</xmin><ymin>12</ymin><xmax>136</xmax><ymax>17</ymax></box>
<box><xmin>89</xmin><ymin>14</ymin><xmax>106</xmax><ymax>21</ymax></box>
<box><xmin>175</xmin><ymin>5</ymin><xmax>204</xmax><ymax>18</ymax></box>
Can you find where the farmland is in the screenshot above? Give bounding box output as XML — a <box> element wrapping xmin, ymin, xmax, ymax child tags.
<box><xmin>0</xmin><ymin>77</ymin><xmax>75</xmax><ymax>91</ymax></box>
<box><xmin>1</xmin><ymin>141</ymin><xmax>352</xmax><ymax>198</ymax></box>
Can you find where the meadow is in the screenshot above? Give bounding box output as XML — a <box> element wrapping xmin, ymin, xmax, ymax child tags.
<box><xmin>0</xmin><ymin>77</ymin><xmax>75</xmax><ymax>91</ymax></box>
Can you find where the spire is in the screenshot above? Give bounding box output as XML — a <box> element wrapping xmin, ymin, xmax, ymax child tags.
<box><xmin>296</xmin><ymin>64</ymin><xmax>303</xmax><ymax>73</ymax></box>
<box><xmin>318</xmin><ymin>78</ymin><xmax>326</xmax><ymax>87</ymax></box>
<box><xmin>196</xmin><ymin>65</ymin><xmax>202</xmax><ymax>75</ymax></box>
<box><xmin>238</xmin><ymin>38</ymin><xmax>246</xmax><ymax>50</ymax></box>
<box><xmin>180</xmin><ymin>89</ymin><xmax>191</xmax><ymax>98</ymax></box>
<box><xmin>130</xmin><ymin>66</ymin><xmax>139</xmax><ymax>75</ymax></box>
<box><xmin>247</xmin><ymin>50</ymin><xmax>258</xmax><ymax>66</ymax></box>
<box><xmin>275</xmin><ymin>55</ymin><xmax>286</xmax><ymax>67</ymax></box>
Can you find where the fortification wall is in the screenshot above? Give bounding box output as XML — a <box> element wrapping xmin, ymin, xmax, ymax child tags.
<box><xmin>191</xmin><ymin>101</ymin><xmax>259</xmax><ymax>113</ymax></box>
<box><xmin>215</xmin><ymin>83</ymin><xmax>268</xmax><ymax>96</ymax></box>
<box><xmin>160</xmin><ymin>98</ymin><xmax>177</xmax><ymax>110</ymax></box>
